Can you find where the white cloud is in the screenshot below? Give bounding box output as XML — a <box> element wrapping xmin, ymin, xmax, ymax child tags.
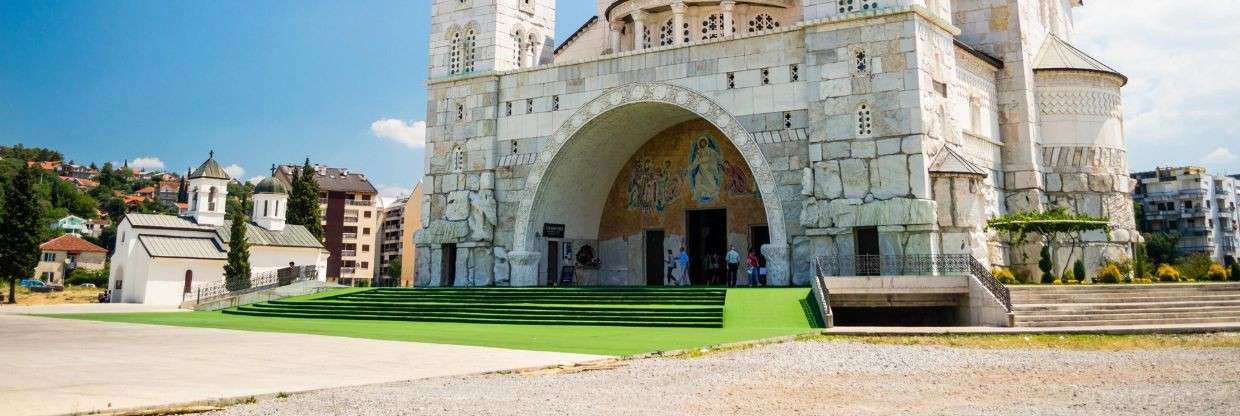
<box><xmin>1202</xmin><ymin>147</ymin><xmax>1237</xmax><ymax>165</ymax></box>
<box><xmin>223</xmin><ymin>164</ymin><xmax>245</xmax><ymax>179</ymax></box>
<box><xmin>247</xmin><ymin>176</ymin><xmax>266</xmax><ymax>185</ymax></box>
<box><xmin>1075</xmin><ymin>2</ymin><xmax>1240</xmax><ymax>172</ymax></box>
<box><xmin>370</xmin><ymin>118</ymin><xmax>427</xmax><ymax>149</ymax></box>
<box><xmin>375</xmin><ymin>184</ymin><xmax>412</xmax><ymax>207</ymax></box>
<box><xmin>128</xmin><ymin>157</ymin><xmax>165</xmax><ymax>171</ymax></box>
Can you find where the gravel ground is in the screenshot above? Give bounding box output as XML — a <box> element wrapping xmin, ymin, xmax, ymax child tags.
<box><xmin>209</xmin><ymin>339</ymin><xmax>1240</xmax><ymax>416</ymax></box>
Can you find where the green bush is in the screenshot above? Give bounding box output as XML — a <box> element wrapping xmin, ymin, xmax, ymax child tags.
<box><xmin>991</xmin><ymin>267</ymin><xmax>1018</xmax><ymax>284</ymax></box>
<box><xmin>1206</xmin><ymin>263</ymin><xmax>1229</xmax><ymax>281</ymax></box>
<box><xmin>1072</xmin><ymin>260</ymin><xmax>1087</xmax><ymax>283</ymax></box>
<box><xmin>1156</xmin><ymin>263</ymin><xmax>1181</xmax><ymax>282</ymax></box>
<box><xmin>1039</xmin><ymin>245</ymin><xmax>1054</xmax><ymax>284</ymax></box>
<box><xmin>1176</xmin><ymin>255</ymin><xmax>1213</xmax><ymax>281</ymax></box>
<box><xmin>1096</xmin><ymin>263</ymin><xmax>1123</xmax><ymax>284</ymax></box>
<box><xmin>65</xmin><ymin>268</ymin><xmax>108</xmax><ymax>287</ymax></box>
<box><xmin>1232</xmin><ymin>264</ymin><xmax>1240</xmax><ymax>282</ymax></box>
<box><xmin>1062</xmin><ymin>267</ymin><xmax>1076</xmax><ymax>283</ymax></box>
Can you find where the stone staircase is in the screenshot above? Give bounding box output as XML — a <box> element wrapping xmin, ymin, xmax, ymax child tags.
<box><xmin>1009</xmin><ymin>283</ymin><xmax>1240</xmax><ymax>327</ymax></box>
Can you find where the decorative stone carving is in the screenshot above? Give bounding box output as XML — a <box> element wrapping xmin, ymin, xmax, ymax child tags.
<box><xmin>468</xmin><ymin>191</ymin><xmax>497</xmax><ymax>241</ymax></box>
<box><xmin>493</xmin><ymin>246</ymin><xmax>510</xmax><ymax>285</ymax></box>
<box><xmin>761</xmin><ymin>243</ymin><xmax>790</xmax><ymax>286</ymax></box>
<box><xmin>507</xmin><ymin>251</ymin><xmax>540</xmax><ymax>287</ymax></box>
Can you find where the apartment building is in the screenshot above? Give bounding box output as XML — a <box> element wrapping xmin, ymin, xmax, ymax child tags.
<box><xmin>276</xmin><ymin>164</ymin><xmax>380</xmax><ymax>285</ymax></box>
<box><xmin>378</xmin><ymin>182</ymin><xmax>423</xmax><ymax>287</ymax></box>
<box><xmin>1132</xmin><ymin>167</ymin><xmax>1240</xmax><ymax>264</ymax></box>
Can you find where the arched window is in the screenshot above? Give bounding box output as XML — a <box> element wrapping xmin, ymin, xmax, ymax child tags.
<box><xmin>642</xmin><ymin>25</ymin><xmax>651</xmax><ymax>49</ymax></box>
<box><xmin>448</xmin><ymin>30</ymin><xmax>462</xmax><ymax>74</ymax></box>
<box><xmin>190</xmin><ymin>188</ymin><xmax>198</xmax><ymax>211</ymax></box>
<box><xmin>700</xmin><ymin>14</ymin><xmax>724</xmax><ymax>40</ymax></box>
<box><xmin>274</xmin><ymin>200</ymin><xmax>280</xmax><ymax>217</ymax></box>
<box><xmin>747</xmin><ymin>13</ymin><xmax>779</xmax><ymax>32</ymax></box>
<box><xmin>463</xmin><ymin>27</ymin><xmax>478</xmax><ymax>73</ymax></box>
<box><xmin>207</xmin><ymin>187</ymin><xmax>217</xmax><ymax>212</ymax></box>
<box><xmin>527</xmin><ymin>32</ymin><xmax>539</xmax><ymax>65</ymax></box>
<box><xmin>682</xmin><ymin>21</ymin><xmax>691</xmax><ymax>44</ymax></box>
<box><xmin>183</xmin><ymin>270</ymin><xmax>193</xmax><ymax>294</ymax></box>
<box><xmin>452</xmin><ymin>146</ymin><xmax>465</xmax><ymax>172</ymax></box>
<box><xmin>263</xmin><ymin>200</ymin><xmax>269</xmax><ymax>217</ymax></box>
<box><xmin>659</xmin><ymin>19</ymin><xmax>675</xmax><ymax>46</ymax></box>
<box><xmin>511</xmin><ymin>27</ymin><xmax>526</xmax><ymax>67</ymax></box>
<box><xmin>856</xmin><ymin>103</ymin><xmax>873</xmax><ymax>137</ymax></box>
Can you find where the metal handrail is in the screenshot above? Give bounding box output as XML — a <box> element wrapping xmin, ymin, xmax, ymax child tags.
<box><xmin>184</xmin><ymin>265</ymin><xmax>317</xmax><ymax>305</ymax></box>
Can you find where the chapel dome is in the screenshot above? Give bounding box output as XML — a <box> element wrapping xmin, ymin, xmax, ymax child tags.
<box><xmin>254</xmin><ymin>176</ymin><xmax>290</xmax><ymax>194</ymax></box>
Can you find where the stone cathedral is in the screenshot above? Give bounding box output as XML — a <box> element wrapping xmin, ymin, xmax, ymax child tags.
<box><xmin>413</xmin><ymin>0</ymin><xmax>1137</xmax><ymax>287</ymax></box>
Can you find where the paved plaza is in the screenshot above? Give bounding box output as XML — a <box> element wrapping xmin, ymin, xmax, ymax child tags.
<box><xmin>0</xmin><ymin>314</ymin><xmax>603</xmax><ymax>416</ymax></box>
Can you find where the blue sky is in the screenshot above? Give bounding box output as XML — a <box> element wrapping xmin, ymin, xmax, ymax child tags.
<box><xmin>3</xmin><ymin>1</ymin><xmax>1238</xmax><ymax>203</ymax></box>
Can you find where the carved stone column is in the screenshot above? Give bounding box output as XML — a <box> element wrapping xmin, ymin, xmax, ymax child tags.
<box><xmin>631</xmin><ymin>10</ymin><xmax>647</xmax><ymax>50</ymax></box>
<box><xmin>721</xmin><ymin>1</ymin><xmax>735</xmax><ymax>36</ymax></box>
<box><xmin>672</xmin><ymin>2</ymin><xmax>686</xmax><ymax>45</ymax></box>
<box><xmin>761</xmin><ymin>243</ymin><xmax>790</xmax><ymax>286</ymax></box>
<box><xmin>609</xmin><ymin>20</ymin><xmax>623</xmax><ymax>53</ymax></box>
<box><xmin>508</xmin><ymin>251</ymin><xmax>541</xmax><ymax>287</ymax></box>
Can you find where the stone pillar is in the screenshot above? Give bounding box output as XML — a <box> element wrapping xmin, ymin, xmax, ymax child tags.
<box><xmin>631</xmin><ymin>10</ymin><xmax>647</xmax><ymax>50</ymax></box>
<box><xmin>671</xmin><ymin>2</ymin><xmax>686</xmax><ymax>45</ymax></box>
<box><xmin>609</xmin><ymin>21</ymin><xmax>623</xmax><ymax>53</ymax></box>
<box><xmin>721</xmin><ymin>1</ymin><xmax>735</xmax><ymax>36</ymax></box>
<box><xmin>508</xmin><ymin>251</ymin><xmax>541</xmax><ymax>287</ymax></box>
<box><xmin>761</xmin><ymin>243</ymin><xmax>790</xmax><ymax>286</ymax></box>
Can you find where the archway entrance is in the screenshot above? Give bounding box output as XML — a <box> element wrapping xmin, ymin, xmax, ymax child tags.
<box><xmin>511</xmin><ymin>83</ymin><xmax>787</xmax><ymax>286</ymax></box>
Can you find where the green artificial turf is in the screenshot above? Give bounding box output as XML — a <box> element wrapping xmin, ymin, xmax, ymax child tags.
<box><xmin>48</xmin><ymin>288</ymin><xmax>817</xmax><ymax>356</ymax></box>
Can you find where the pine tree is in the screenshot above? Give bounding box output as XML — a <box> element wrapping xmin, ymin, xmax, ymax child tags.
<box><xmin>287</xmin><ymin>159</ymin><xmax>324</xmax><ymax>242</ymax></box>
<box><xmin>0</xmin><ymin>165</ymin><xmax>45</xmax><ymax>303</ymax></box>
<box><xmin>223</xmin><ymin>211</ymin><xmax>252</xmax><ymax>291</ymax></box>
<box><xmin>176</xmin><ymin>174</ymin><xmax>188</xmax><ymax>203</ymax></box>
<box><xmin>1072</xmin><ymin>260</ymin><xmax>1087</xmax><ymax>283</ymax></box>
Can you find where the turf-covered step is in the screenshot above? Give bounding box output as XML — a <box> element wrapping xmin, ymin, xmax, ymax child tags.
<box><xmin>224</xmin><ymin>287</ymin><xmax>729</xmax><ymax>328</ymax></box>
<box><xmin>221</xmin><ymin>308</ymin><xmax>722</xmax><ymax>328</ymax></box>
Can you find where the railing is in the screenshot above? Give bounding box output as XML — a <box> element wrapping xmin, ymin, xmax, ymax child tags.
<box><xmin>318</xmin><ymin>198</ymin><xmax>328</xmax><ymax>204</ymax></box>
<box><xmin>184</xmin><ymin>265</ymin><xmax>317</xmax><ymax>305</ymax></box>
<box><xmin>343</xmin><ymin>216</ymin><xmax>359</xmax><ymax>223</ymax></box>
<box><xmin>340</xmin><ymin>267</ymin><xmax>356</xmax><ymax>275</ymax></box>
<box><xmin>342</xmin><ymin>232</ymin><xmax>358</xmax><ymax>239</ymax></box>
<box><xmin>810</xmin><ymin>261</ymin><xmax>834</xmax><ymax>328</ymax></box>
<box><xmin>346</xmin><ymin>200</ymin><xmax>372</xmax><ymax>207</ymax></box>
<box><xmin>815</xmin><ymin>254</ymin><xmax>973</xmax><ymax>277</ymax></box>
<box><xmin>814</xmin><ymin>254</ymin><xmax>1011</xmax><ymax>312</ymax></box>
<box><xmin>340</xmin><ymin>249</ymin><xmax>357</xmax><ymax>257</ymax></box>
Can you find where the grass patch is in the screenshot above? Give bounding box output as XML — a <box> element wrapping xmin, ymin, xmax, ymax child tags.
<box><xmin>47</xmin><ymin>288</ymin><xmax>817</xmax><ymax>356</ymax></box>
<box><xmin>802</xmin><ymin>333</ymin><xmax>1240</xmax><ymax>350</ymax></box>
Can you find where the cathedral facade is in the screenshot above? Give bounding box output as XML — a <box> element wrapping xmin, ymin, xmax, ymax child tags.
<box><xmin>414</xmin><ymin>0</ymin><xmax>1137</xmax><ymax>287</ymax></box>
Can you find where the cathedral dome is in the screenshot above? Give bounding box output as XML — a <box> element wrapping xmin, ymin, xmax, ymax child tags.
<box><xmin>254</xmin><ymin>176</ymin><xmax>290</xmax><ymax>194</ymax></box>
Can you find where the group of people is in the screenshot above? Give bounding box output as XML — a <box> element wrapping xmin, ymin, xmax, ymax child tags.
<box><xmin>664</xmin><ymin>246</ymin><xmax>764</xmax><ymax>287</ymax></box>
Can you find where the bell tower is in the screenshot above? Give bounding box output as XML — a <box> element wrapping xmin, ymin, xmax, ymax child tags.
<box><xmin>187</xmin><ymin>151</ymin><xmax>230</xmax><ymax>227</ymax></box>
<box><xmin>428</xmin><ymin>0</ymin><xmax>555</xmax><ymax>79</ymax></box>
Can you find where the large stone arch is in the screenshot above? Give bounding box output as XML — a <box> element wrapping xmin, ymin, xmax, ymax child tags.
<box><xmin>509</xmin><ymin>82</ymin><xmax>788</xmax><ymax>285</ymax></box>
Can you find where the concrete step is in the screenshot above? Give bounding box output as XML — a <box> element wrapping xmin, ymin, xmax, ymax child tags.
<box><xmin>1007</xmin><ymin>283</ymin><xmax>1240</xmax><ymax>292</ymax></box>
<box><xmin>1010</xmin><ymin>290</ymin><xmax>1240</xmax><ymax>300</ymax></box>
<box><xmin>1010</xmin><ymin>294</ymin><xmax>1240</xmax><ymax>304</ymax></box>
<box><xmin>1014</xmin><ymin>310</ymin><xmax>1240</xmax><ymax>323</ymax></box>
<box><xmin>1014</xmin><ymin>315</ymin><xmax>1240</xmax><ymax>327</ymax></box>
<box><xmin>1012</xmin><ymin>304</ymin><xmax>1240</xmax><ymax>315</ymax></box>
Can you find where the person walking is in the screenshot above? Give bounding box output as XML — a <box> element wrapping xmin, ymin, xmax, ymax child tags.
<box><xmin>746</xmin><ymin>249</ymin><xmax>760</xmax><ymax>287</ymax></box>
<box><xmin>664</xmin><ymin>249</ymin><xmax>676</xmax><ymax>286</ymax></box>
<box><xmin>725</xmin><ymin>246</ymin><xmax>740</xmax><ymax>288</ymax></box>
<box><xmin>677</xmin><ymin>247</ymin><xmax>690</xmax><ymax>286</ymax></box>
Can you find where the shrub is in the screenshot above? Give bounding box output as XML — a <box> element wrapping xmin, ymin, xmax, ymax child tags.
<box><xmin>1039</xmin><ymin>245</ymin><xmax>1054</xmax><ymax>284</ymax></box>
<box><xmin>1156</xmin><ymin>263</ymin><xmax>1181</xmax><ymax>282</ymax></box>
<box><xmin>1176</xmin><ymin>255</ymin><xmax>1213</xmax><ymax>281</ymax></box>
<box><xmin>1096</xmin><ymin>263</ymin><xmax>1123</xmax><ymax>284</ymax></box>
<box><xmin>1206</xmin><ymin>263</ymin><xmax>1229</xmax><ymax>281</ymax></box>
<box><xmin>1062</xmin><ymin>267</ymin><xmax>1076</xmax><ymax>283</ymax></box>
<box><xmin>65</xmin><ymin>268</ymin><xmax>108</xmax><ymax>287</ymax></box>
<box><xmin>1072</xmin><ymin>260</ymin><xmax>1087</xmax><ymax>283</ymax></box>
<box><xmin>1232</xmin><ymin>264</ymin><xmax>1240</xmax><ymax>282</ymax></box>
<box><xmin>1013</xmin><ymin>268</ymin><xmax>1031</xmax><ymax>284</ymax></box>
<box><xmin>992</xmin><ymin>267</ymin><xmax>1018</xmax><ymax>284</ymax></box>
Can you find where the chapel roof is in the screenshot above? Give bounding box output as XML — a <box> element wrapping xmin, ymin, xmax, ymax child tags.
<box><xmin>1034</xmin><ymin>35</ymin><xmax>1127</xmax><ymax>85</ymax></box>
<box><xmin>189</xmin><ymin>151</ymin><xmax>231</xmax><ymax>180</ymax></box>
<box><xmin>929</xmin><ymin>145</ymin><xmax>989</xmax><ymax>177</ymax></box>
<box><xmin>123</xmin><ymin>213</ymin><xmax>323</xmax><ymax>249</ymax></box>
<box><xmin>138</xmin><ymin>235</ymin><xmax>227</xmax><ymax>260</ymax></box>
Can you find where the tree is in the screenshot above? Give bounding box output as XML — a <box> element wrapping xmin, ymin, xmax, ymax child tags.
<box><xmin>0</xmin><ymin>165</ymin><xmax>45</xmax><ymax>303</ymax></box>
<box><xmin>987</xmin><ymin>207</ymin><xmax>1112</xmax><ymax>281</ymax></box>
<box><xmin>1144</xmin><ymin>232</ymin><xmax>1181</xmax><ymax>266</ymax></box>
<box><xmin>1072</xmin><ymin>259</ymin><xmax>1087</xmax><ymax>283</ymax></box>
<box><xmin>225</xmin><ymin>181</ymin><xmax>253</xmax><ymax>221</ymax></box>
<box><xmin>177</xmin><ymin>175</ymin><xmax>188</xmax><ymax>203</ymax></box>
<box><xmin>287</xmin><ymin>159</ymin><xmax>324</xmax><ymax>241</ymax></box>
<box><xmin>1039</xmin><ymin>245</ymin><xmax>1054</xmax><ymax>283</ymax></box>
<box><xmin>104</xmin><ymin>198</ymin><xmax>127</xmax><ymax>222</ymax></box>
<box><xmin>223</xmin><ymin>211</ymin><xmax>252</xmax><ymax>291</ymax></box>
<box><xmin>386</xmin><ymin>258</ymin><xmax>402</xmax><ymax>279</ymax></box>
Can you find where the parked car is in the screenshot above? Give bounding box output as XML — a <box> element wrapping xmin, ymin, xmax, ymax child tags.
<box><xmin>19</xmin><ymin>279</ymin><xmax>64</xmax><ymax>293</ymax></box>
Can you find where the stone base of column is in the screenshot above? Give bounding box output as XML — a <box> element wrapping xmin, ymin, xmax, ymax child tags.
<box><xmin>508</xmin><ymin>251</ymin><xmax>541</xmax><ymax>287</ymax></box>
<box><xmin>761</xmin><ymin>243</ymin><xmax>790</xmax><ymax>286</ymax></box>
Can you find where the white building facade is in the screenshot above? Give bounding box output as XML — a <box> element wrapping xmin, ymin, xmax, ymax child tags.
<box><xmin>414</xmin><ymin>0</ymin><xmax>1138</xmax><ymax>287</ymax></box>
<box><xmin>107</xmin><ymin>155</ymin><xmax>328</xmax><ymax>305</ymax></box>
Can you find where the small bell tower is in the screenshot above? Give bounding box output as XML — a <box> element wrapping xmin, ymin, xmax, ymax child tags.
<box><xmin>187</xmin><ymin>151</ymin><xmax>230</xmax><ymax>226</ymax></box>
<box><xmin>252</xmin><ymin>165</ymin><xmax>290</xmax><ymax>231</ymax></box>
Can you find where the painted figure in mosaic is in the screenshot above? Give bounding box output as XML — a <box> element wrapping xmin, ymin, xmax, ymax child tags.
<box><xmin>688</xmin><ymin>136</ymin><xmax>723</xmax><ymax>204</ymax></box>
